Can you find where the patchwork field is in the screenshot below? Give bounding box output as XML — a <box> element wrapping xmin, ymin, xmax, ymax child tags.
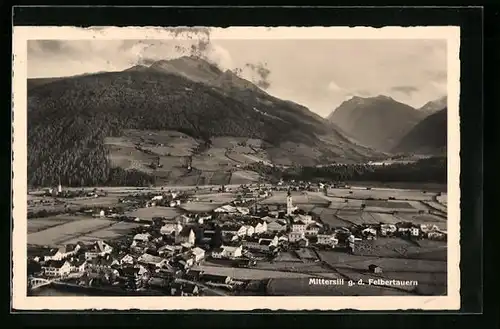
<box><xmin>229</xmin><ymin>171</ymin><xmax>261</xmax><ymax>184</ymax></box>
<box><xmin>28</xmin><ymin>215</ymin><xmax>79</xmax><ymax>234</ymax></box>
<box><xmin>194</xmin><ymin>193</ymin><xmax>236</xmax><ymax>203</ymax></box>
<box><xmin>28</xmin><ymin>218</ymin><xmax>116</xmax><ymax>246</ymax></box>
<box><xmin>124</xmin><ymin>207</ymin><xmax>182</xmax><ymax>221</ymax></box>
<box><xmin>327</xmin><ymin>188</ymin><xmax>436</xmax><ymax>201</ymax></box>
<box><xmin>261</xmin><ymin>192</ymin><xmax>330</xmax><ymax>205</ymax></box>
<box><xmin>63</xmin><ymin>221</ymin><xmax>143</xmax><ymax>244</ymax></box>
<box><xmin>180</xmin><ymin>202</ymin><xmax>221</xmax><ymax>213</ymax></box>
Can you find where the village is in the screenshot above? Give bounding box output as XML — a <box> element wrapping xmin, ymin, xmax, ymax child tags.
<box><xmin>27</xmin><ymin>181</ymin><xmax>447</xmax><ymax>296</ymax></box>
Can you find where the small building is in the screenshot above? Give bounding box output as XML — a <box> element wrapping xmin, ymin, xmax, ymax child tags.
<box><xmin>42</xmin><ymin>260</ymin><xmax>71</xmax><ymax>277</ymax></box>
<box><xmin>137</xmin><ymin>253</ymin><xmax>168</xmax><ymax>268</ymax></box>
<box><xmin>305</xmin><ymin>223</ymin><xmax>322</xmax><ymax>236</ymax></box>
<box><xmin>380</xmin><ymin>224</ymin><xmax>397</xmax><ymax>236</ymax></box>
<box><xmin>132</xmin><ymin>233</ymin><xmax>152</xmax><ymax>246</ymax></box>
<box><xmin>410</xmin><ymin>226</ymin><xmax>420</xmax><ymax>237</ymax></box>
<box><xmin>316</xmin><ymin>234</ymin><xmax>339</xmax><ymax>247</ymax></box>
<box><xmin>368</xmin><ymin>264</ymin><xmax>383</xmax><ymax>274</ymax></box>
<box><xmin>176</xmin><ymin>227</ymin><xmax>196</xmax><ymax>245</ymax></box>
<box><xmin>190</xmin><ymin>247</ymin><xmax>206</xmax><ymax>263</ymax></box>
<box><xmin>291</xmin><ymin>220</ymin><xmax>308</xmax><ymax>233</ymax></box>
<box><xmin>69</xmin><ymin>258</ymin><xmax>87</xmax><ymax>273</ymax></box>
<box><xmin>84</xmin><ymin>241</ymin><xmax>113</xmax><ymax>261</ymax></box>
<box><xmin>160</xmin><ymin>222</ymin><xmax>183</xmax><ymax>236</ymax></box>
<box><xmin>288</xmin><ymin>231</ymin><xmax>306</xmax><ymax>243</ymax></box>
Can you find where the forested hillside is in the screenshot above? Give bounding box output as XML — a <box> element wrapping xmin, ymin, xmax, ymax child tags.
<box><xmin>27</xmin><ymin>65</ymin><xmax>378</xmax><ymax>187</ymax></box>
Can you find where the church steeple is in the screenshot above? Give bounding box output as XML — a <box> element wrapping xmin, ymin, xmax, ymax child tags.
<box><xmin>286</xmin><ymin>189</ymin><xmax>293</xmax><ymax>216</ymax></box>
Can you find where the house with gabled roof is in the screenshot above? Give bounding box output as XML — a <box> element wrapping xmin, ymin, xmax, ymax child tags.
<box><xmin>175</xmin><ymin>227</ymin><xmax>196</xmax><ymax>245</ymax></box>
<box><xmin>84</xmin><ymin>240</ymin><xmax>113</xmax><ymax>261</ymax></box>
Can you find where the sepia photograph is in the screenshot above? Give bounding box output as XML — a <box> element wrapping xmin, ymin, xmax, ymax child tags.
<box><xmin>12</xmin><ymin>26</ymin><xmax>460</xmax><ymax>310</ymax></box>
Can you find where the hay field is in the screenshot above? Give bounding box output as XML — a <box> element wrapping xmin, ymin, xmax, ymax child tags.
<box><xmin>395</xmin><ymin>213</ymin><xmax>447</xmax><ymax>230</ymax></box>
<box><xmin>195</xmin><ymin>193</ymin><xmax>236</xmax><ymax>203</ymax></box>
<box><xmin>63</xmin><ymin>221</ymin><xmax>142</xmax><ymax>244</ymax></box>
<box><xmin>28</xmin><ymin>218</ymin><xmax>116</xmax><ymax>246</ymax></box>
<box><xmin>229</xmin><ymin>170</ymin><xmax>261</xmax><ymax>184</ymax></box>
<box><xmin>316</xmin><ymin>208</ymin><xmax>353</xmax><ymax>227</ymax></box>
<box><xmin>327</xmin><ymin>188</ymin><xmax>435</xmax><ymax>201</ymax></box>
<box><xmin>261</xmin><ymin>192</ymin><xmax>329</xmax><ymax>205</ymax></box>
<box><xmin>66</xmin><ymin>196</ymin><xmax>121</xmax><ymax>207</ymax></box>
<box><xmin>125</xmin><ymin>207</ymin><xmax>182</xmax><ymax>221</ymax></box>
<box><xmin>28</xmin><ymin>216</ymin><xmax>78</xmax><ymax>234</ymax></box>
<box><xmin>180</xmin><ymin>202</ymin><xmax>221</xmax><ymax>212</ymax></box>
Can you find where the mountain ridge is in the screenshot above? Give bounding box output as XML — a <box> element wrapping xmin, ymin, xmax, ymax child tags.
<box><xmin>327</xmin><ymin>95</ymin><xmax>427</xmax><ymax>152</ymax></box>
<box><xmin>27</xmin><ymin>57</ymin><xmax>382</xmax><ymax>187</ymax></box>
<box><xmin>391</xmin><ymin>107</ymin><xmax>447</xmax><ymax>155</ymax></box>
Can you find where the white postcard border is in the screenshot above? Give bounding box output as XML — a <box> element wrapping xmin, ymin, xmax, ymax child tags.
<box><xmin>12</xmin><ymin>26</ymin><xmax>461</xmax><ymax>311</ymax></box>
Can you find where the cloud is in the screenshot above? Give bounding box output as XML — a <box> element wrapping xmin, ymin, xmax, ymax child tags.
<box><xmin>390</xmin><ymin>85</ymin><xmax>420</xmax><ymax>96</ymax></box>
<box><xmin>327</xmin><ymin>80</ymin><xmax>343</xmax><ymax>92</ymax></box>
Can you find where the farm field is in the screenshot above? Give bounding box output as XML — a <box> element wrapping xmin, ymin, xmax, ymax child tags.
<box><xmin>261</xmin><ymin>192</ymin><xmax>329</xmax><ymax>205</ymax></box>
<box><xmin>28</xmin><ymin>218</ymin><xmax>116</xmax><ymax>246</ymax></box>
<box><xmin>27</xmin><ymin>215</ymin><xmax>80</xmax><ymax>234</ymax></box>
<box><xmin>394</xmin><ymin>213</ymin><xmax>447</xmax><ymax>230</ymax></box>
<box><xmin>65</xmin><ymin>196</ymin><xmax>122</xmax><ymax>207</ymax></box>
<box><xmin>266</xmin><ymin>277</ymin><xmax>414</xmax><ymax>296</ymax></box>
<box><xmin>124</xmin><ymin>207</ymin><xmax>182</xmax><ymax>221</ymax></box>
<box><xmin>180</xmin><ymin>202</ymin><xmax>221</xmax><ymax>213</ymax></box>
<box><xmin>194</xmin><ymin>193</ymin><xmax>236</xmax><ymax>203</ymax></box>
<box><xmin>353</xmin><ymin>237</ymin><xmax>447</xmax><ymax>259</ymax></box>
<box><xmin>229</xmin><ymin>170</ymin><xmax>261</xmax><ymax>184</ymax></box>
<box><xmin>423</xmin><ymin>201</ymin><xmax>447</xmax><ymax>213</ymax></box>
<box><xmin>326</xmin><ymin>188</ymin><xmax>436</xmax><ymax>201</ymax></box>
<box><xmin>63</xmin><ymin>221</ymin><xmax>143</xmax><ymax>244</ymax></box>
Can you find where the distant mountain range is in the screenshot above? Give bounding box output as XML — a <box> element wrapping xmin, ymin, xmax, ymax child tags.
<box><xmin>391</xmin><ymin>107</ymin><xmax>447</xmax><ymax>155</ymax></box>
<box><xmin>418</xmin><ymin>96</ymin><xmax>447</xmax><ymax>116</ymax></box>
<box><xmin>27</xmin><ymin>56</ymin><xmax>380</xmax><ymax>187</ymax></box>
<box><xmin>327</xmin><ymin>95</ymin><xmax>428</xmax><ymax>152</ymax></box>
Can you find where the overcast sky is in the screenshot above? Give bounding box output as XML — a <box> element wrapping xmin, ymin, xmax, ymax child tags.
<box><xmin>28</xmin><ymin>37</ymin><xmax>447</xmax><ymax>117</ymax></box>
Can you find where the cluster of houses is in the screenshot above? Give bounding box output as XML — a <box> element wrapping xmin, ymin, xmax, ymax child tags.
<box><xmin>353</xmin><ymin>222</ymin><xmax>447</xmax><ymax>241</ymax></box>
<box><xmin>28</xmin><ymin>185</ymin><xmax>447</xmax><ymax>295</ymax></box>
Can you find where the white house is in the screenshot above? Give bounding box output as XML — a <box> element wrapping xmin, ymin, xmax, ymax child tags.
<box><xmin>47</xmin><ymin>244</ymin><xmax>81</xmax><ymax>261</ymax></box>
<box><xmin>222</xmin><ymin>225</ymin><xmax>247</xmax><ymax>237</ymax></box>
<box><xmin>160</xmin><ymin>222</ymin><xmax>183</xmax><ymax>236</ymax></box>
<box><xmin>295</xmin><ymin>214</ymin><xmax>313</xmax><ymax>225</ymax></box>
<box><xmin>317</xmin><ymin>234</ymin><xmax>339</xmax><ymax>247</ymax></box>
<box><xmin>190</xmin><ymin>247</ymin><xmax>206</xmax><ymax>262</ymax></box>
<box><xmin>84</xmin><ymin>241</ymin><xmax>113</xmax><ymax>261</ymax></box>
<box><xmin>69</xmin><ymin>258</ymin><xmax>87</xmax><ymax>273</ymax></box>
<box><xmin>212</xmin><ymin>245</ymin><xmax>243</xmax><ymax>259</ymax></box>
<box><xmin>116</xmin><ymin>253</ymin><xmax>136</xmax><ymax>266</ymax></box>
<box><xmin>132</xmin><ymin>233</ymin><xmax>152</xmax><ymax>244</ymax></box>
<box><xmin>138</xmin><ymin>253</ymin><xmax>168</xmax><ymax>268</ymax></box>
<box><xmin>291</xmin><ymin>220</ymin><xmax>308</xmax><ymax>233</ymax></box>
<box><xmin>380</xmin><ymin>224</ymin><xmax>397</xmax><ymax>236</ymax></box>
<box><xmin>42</xmin><ymin>260</ymin><xmax>71</xmax><ymax>277</ymax></box>
<box><xmin>410</xmin><ymin>227</ymin><xmax>420</xmax><ymax>237</ymax></box>
<box><xmin>244</xmin><ymin>225</ymin><xmax>255</xmax><ymax>236</ymax></box>
<box><xmin>305</xmin><ymin>223</ymin><xmax>322</xmax><ymax>236</ymax></box>
<box><xmin>254</xmin><ymin>221</ymin><xmax>267</xmax><ymax>234</ymax></box>
<box><xmin>176</xmin><ymin>227</ymin><xmax>196</xmax><ymax>245</ymax></box>
<box><xmin>152</xmin><ymin>195</ymin><xmax>163</xmax><ymax>201</ymax></box>
<box><xmin>289</xmin><ymin>231</ymin><xmax>306</xmax><ymax>243</ymax></box>
<box><xmin>222</xmin><ymin>245</ymin><xmax>243</xmax><ymax>258</ymax></box>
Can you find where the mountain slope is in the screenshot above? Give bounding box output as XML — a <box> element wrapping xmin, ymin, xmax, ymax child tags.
<box><xmin>391</xmin><ymin>107</ymin><xmax>447</xmax><ymax>155</ymax></box>
<box><xmin>27</xmin><ymin>60</ymin><xmax>380</xmax><ymax>187</ymax></box>
<box><xmin>418</xmin><ymin>96</ymin><xmax>447</xmax><ymax>116</ymax></box>
<box><xmin>327</xmin><ymin>95</ymin><xmax>427</xmax><ymax>152</ymax></box>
